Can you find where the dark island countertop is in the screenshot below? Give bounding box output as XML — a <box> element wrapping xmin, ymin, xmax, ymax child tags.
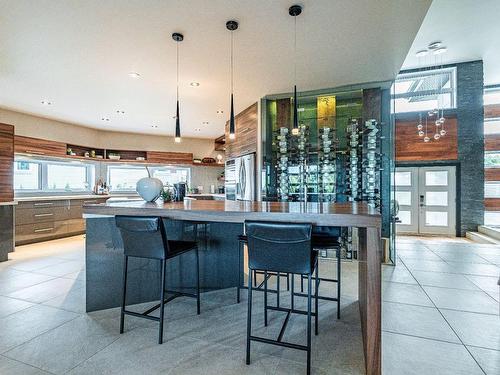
<box><xmin>83</xmin><ymin>200</ymin><xmax>381</xmax><ymax>228</ymax></box>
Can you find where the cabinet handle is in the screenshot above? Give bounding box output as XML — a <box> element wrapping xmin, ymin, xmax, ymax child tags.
<box><xmin>25</xmin><ymin>150</ymin><xmax>45</xmax><ymax>155</ymax></box>
<box><xmin>83</xmin><ymin>200</ymin><xmax>97</xmax><ymax>204</ymax></box>
<box><xmin>34</xmin><ymin>228</ymin><xmax>54</xmax><ymax>233</ymax></box>
<box><xmin>34</xmin><ymin>202</ymin><xmax>54</xmax><ymax>206</ymax></box>
<box><xmin>34</xmin><ymin>213</ymin><xmax>54</xmax><ymax>217</ymax></box>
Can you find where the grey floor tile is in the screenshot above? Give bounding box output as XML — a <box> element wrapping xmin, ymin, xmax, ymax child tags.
<box><xmin>33</xmin><ymin>260</ymin><xmax>84</xmax><ymax>278</ymax></box>
<box><xmin>401</xmin><ymin>259</ymin><xmax>455</xmax><ymax>273</ymax></box>
<box><xmin>274</xmin><ymin>358</ymin><xmax>331</xmax><ymax>375</ymax></box>
<box><xmin>397</xmin><ymin>250</ymin><xmax>443</xmax><ymax>261</ymax></box>
<box><xmin>382</xmin><ymin>281</ymin><xmax>433</xmax><ymax>307</ymax></box>
<box><xmin>435</xmin><ymin>251</ymin><xmax>491</xmax><ymax>264</ymax></box>
<box><xmin>477</xmin><ymin>254</ymin><xmax>500</xmax><ymax>265</ymax></box>
<box><xmin>42</xmin><ymin>287</ymin><xmax>86</xmax><ymax>314</ymax></box>
<box><xmin>423</xmin><ymin>286</ymin><xmax>499</xmax><ymax>314</ymax></box>
<box><xmin>444</xmin><ymin>262</ymin><xmax>500</xmax><ymax>277</ymax></box>
<box><xmin>382</xmin><ymin>265</ymin><xmax>417</xmax><ymax>284</ymax></box>
<box><xmin>0</xmin><ymin>272</ymin><xmax>55</xmax><ymax>296</ymax></box>
<box><xmin>382</xmin><ymin>332</ymin><xmax>484</xmax><ymax>375</ymax></box>
<box><xmin>411</xmin><ymin>270</ymin><xmax>480</xmax><ymax>290</ymax></box>
<box><xmin>0</xmin><ymin>355</ymin><xmax>51</xmax><ymax>375</ymax></box>
<box><xmin>67</xmin><ymin>329</ymin><xmax>212</xmax><ymax>375</ymax></box>
<box><xmin>9</xmin><ymin>257</ymin><xmax>68</xmax><ymax>272</ymax></box>
<box><xmin>382</xmin><ymin>302</ymin><xmax>460</xmax><ymax>343</ymax></box>
<box><xmin>4</xmin><ymin>315</ymin><xmax>119</xmax><ymax>375</ymax></box>
<box><xmin>0</xmin><ymin>295</ymin><xmax>35</xmax><ymax>318</ymax></box>
<box><xmin>0</xmin><ymin>304</ymin><xmax>79</xmax><ymax>353</ymax></box>
<box><xmin>467</xmin><ymin>346</ymin><xmax>500</xmax><ymax>375</ymax></box>
<box><xmin>465</xmin><ymin>275</ymin><xmax>500</xmax><ymax>302</ymax></box>
<box><xmin>6</xmin><ymin>277</ymin><xmax>83</xmax><ymax>303</ymax></box>
<box><xmin>441</xmin><ymin>309</ymin><xmax>500</xmax><ymax>350</ymax></box>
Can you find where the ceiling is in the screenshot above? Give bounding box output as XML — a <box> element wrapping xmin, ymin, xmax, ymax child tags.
<box><xmin>402</xmin><ymin>0</ymin><xmax>500</xmax><ymax>85</ymax></box>
<box><xmin>0</xmin><ymin>0</ymin><xmax>431</xmax><ymax>138</ymax></box>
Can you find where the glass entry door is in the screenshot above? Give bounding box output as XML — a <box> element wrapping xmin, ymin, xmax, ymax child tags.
<box><xmin>395</xmin><ymin>166</ymin><xmax>456</xmax><ymax>236</ymax></box>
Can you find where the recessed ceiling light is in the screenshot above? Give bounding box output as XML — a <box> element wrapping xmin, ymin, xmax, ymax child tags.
<box><xmin>194</xmin><ymin>128</ymin><xmax>201</xmax><ymax>132</ymax></box>
<box><xmin>190</xmin><ymin>82</ymin><xmax>200</xmax><ymax>87</ymax></box>
<box><xmin>428</xmin><ymin>41</ymin><xmax>442</xmax><ymax>50</ymax></box>
<box><xmin>433</xmin><ymin>47</ymin><xmax>447</xmax><ymax>55</ymax></box>
<box><xmin>101</xmin><ymin>117</ymin><xmax>110</xmax><ymax>121</ymax></box>
<box><xmin>116</xmin><ymin>110</ymin><xmax>125</xmax><ymax>114</ymax></box>
<box><xmin>202</xmin><ymin>121</ymin><xmax>209</xmax><ymax>125</ymax></box>
<box><xmin>128</xmin><ymin>72</ymin><xmax>141</xmax><ymax>78</ymax></box>
<box><xmin>151</xmin><ymin>125</ymin><xmax>158</xmax><ymax>128</ymax></box>
<box><xmin>216</xmin><ymin>110</ymin><xmax>224</xmax><ymax>114</ymax></box>
<box><xmin>415</xmin><ymin>49</ymin><xmax>428</xmax><ymax>57</ymax></box>
<box><xmin>41</xmin><ymin>100</ymin><xmax>52</xmax><ymax>105</ymax></box>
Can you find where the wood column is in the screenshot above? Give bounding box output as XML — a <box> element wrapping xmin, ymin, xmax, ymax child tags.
<box><xmin>358</xmin><ymin>226</ymin><xmax>382</xmax><ymax>375</ymax></box>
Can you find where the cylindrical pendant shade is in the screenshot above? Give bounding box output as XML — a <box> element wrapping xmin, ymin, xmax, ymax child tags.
<box><xmin>175</xmin><ymin>100</ymin><xmax>181</xmax><ymax>142</ymax></box>
<box><xmin>293</xmin><ymin>85</ymin><xmax>298</xmax><ymax>130</ymax></box>
<box><xmin>229</xmin><ymin>93</ymin><xmax>235</xmax><ymax>140</ymax></box>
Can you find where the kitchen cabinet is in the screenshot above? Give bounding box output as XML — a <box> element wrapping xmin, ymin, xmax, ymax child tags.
<box><xmin>14</xmin><ymin>135</ymin><xmax>66</xmax><ymax>157</ymax></box>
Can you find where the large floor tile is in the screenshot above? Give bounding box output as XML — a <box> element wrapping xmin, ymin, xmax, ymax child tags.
<box><xmin>435</xmin><ymin>251</ymin><xmax>491</xmax><ymax>264</ymax></box>
<box><xmin>0</xmin><ymin>295</ymin><xmax>35</xmax><ymax>318</ymax></box>
<box><xmin>444</xmin><ymin>262</ymin><xmax>500</xmax><ymax>277</ymax></box>
<box><xmin>401</xmin><ymin>259</ymin><xmax>455</xmax><ymax>273</ymax></box>
<box><xmin>0</xmin><ymin>304</ymin><xmax>79</xmax><ymax>353</ymax></box>
<box><xmin>6</xmin><ymin>277</ymin><xmax>83</xmax><ymax>303</ymax></box>
<box><xmin>382</xmin><ymin>265</ymin><xmax>417</xmax><ymax>284</ymax></box>
<box><xmin>382</xmin><ymin>332</ymin><xmax>484</xmax><ymax>375</ymax></box>
<box><xmin>465</xmin><ymin>275</ymin><xmax>500</xmax><ymax>301</ymax></box>
<box><xmin>441</xmin><ymin>309</ymin><xmax>500</xmax><ymax>350</ymax></box>
<box><xmin>8</xmin><ymin>257</ymin><xmax>68</xmax><ymax>272</ymax></box>
<box><xmin>423</xmin><ymin>286</ymin><xmax>499</xmax><ymax>314</ymax></box>
<box><xmin>33</xmin><ymin>260</ymin><xmax>84</xmax><ymax>278</ymax></box>
<box><xmin>468</xmin><ymin>346</ymin><xmax>500</xmax><ymax>375</ymax></box>
<box><xmin>411</xmin><ymin>270</ymin><xmax>480</xmax><ymax>290</ymax></box>
<box><xmin>397</xmin><ymin>250</ymin><xmax>443</xmax><ymax>261</ymax></box>
<box><xmin>0</xmin><ymin>355</ymin><xmax>51</xmax><ymax>375</ymax></box>
<box><xmin>382</xmin><ymin>281</ymin><xmax>433</xmax><ymax>307</ymax></box>
<box><xmin>4</xmin><ymin>315</ymin><xmax>119</xmax><ymax>375</ymax></box>
<box><xmin>382</xmin><ymin>302</ymin><xmax>460</xmax><ymax>343</ymax></box>
<box><xmin>0</xmin><ymin>272</ymin><xmax>55</xmax><ymax>295</ymax></box>
<box><xmin>42</xmin><ymin>287</ymin><xmax>86</xmax><ymax>313</ymax></box>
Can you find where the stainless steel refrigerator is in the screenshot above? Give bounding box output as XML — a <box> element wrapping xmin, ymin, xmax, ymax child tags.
<box><xmin>225</xmin><ymin>153</ymin><xmax>255</xmax><ymax>201</ymax></box>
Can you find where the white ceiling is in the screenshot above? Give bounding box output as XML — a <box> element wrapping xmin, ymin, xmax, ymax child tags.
<box><xmin>402</xmin><ymin>0</ymin><xmax>500</xmax><ymax>85</ymax></box>
<box><xmin>0</xmin><ymin>0</ymin><xmax>431</xmax><ymax>138</ymax></box>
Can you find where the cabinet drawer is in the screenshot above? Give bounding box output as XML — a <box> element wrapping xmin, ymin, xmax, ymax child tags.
<box><xmin>15</xmin><ymin>221</ymin><xmax>67</xmax><ymax>244</ymax></box>
<box><xmin>15</xmin><ymin>206</ymin><xmax>69</xmax><ymax>225</ymax></box>
<box><xmin>66</xmin><ymin>218</ymin><xmax>85</xmax><ymax>234</ymax></box>
<box><xmin>16</xmin><ymin>200</ymin><xmax>69</xmax><ymax>209</ymax></box>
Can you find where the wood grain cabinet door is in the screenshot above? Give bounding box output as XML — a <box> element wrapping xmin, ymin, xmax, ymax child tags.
<box><xmin>14</xmin><ymin>135</ymin><xmax>66</xmax><ymax>157</ymax></box>
<box><xmin>0</xmin><ymin>123</ymin><xmax>14</xmax><ymax>202</ymax></box>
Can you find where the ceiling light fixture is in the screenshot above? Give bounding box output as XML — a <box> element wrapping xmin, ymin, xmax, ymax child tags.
<box><xmin>101</xmin><ymin>117</ymin><xmax>110</xmax><ymax>121</ymax></box>
<box><xmin>216</xmin><ymin>110</ymin><xmax>224</xmax><ymax>114</ymax></box>
<box><xmin>41</xmin><ymin>100</ymin><xmax>52</xmax><ymax>105</ymax></box>
<box><xmin>428</xmin><ymin>41</ymin><xmax>442</xmax><ymax>50</ymax></box>
<box><xmin>289</xmin><ymin>4</ymin><xmax>302</xmax><ymax>136</ymax></box>
<box><xmin>202</xmin><ymin>121</ymin><xmax>209</xmax><ymax>125</ymax></box>
<box><xmin>415</xmin><ymin>49</ymin><xmax>428</xmax><ymax>57</ymax></box>
<box><xmin>226</xmin><ymin>19</ymin><xmax>238</xmax><ymax>140</ymax></box>
<box><xmin>128</xmin><ymin>72</ymin><xmax>141</xmax><ymax>78</ymax></box>
<box><xmin>433</xmin><ymin>47</ymin><xmax>447</xmax><ymax>55</ymax></box>
<box><xmin>190</xmin><ymin>82</ymin><xmax>200</xmax><ymax>87</ymax></box>
<box><xmin>116</xmin><ymin>110</ymin><xmax>125</xmax><ymax>114</ymax></box>
<box><xmin>172</xmin><ymin>32</ymin><xmax>184</xmax><ymax>143</ymax></box>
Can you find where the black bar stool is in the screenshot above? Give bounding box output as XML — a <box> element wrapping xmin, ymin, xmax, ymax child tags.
<box><xmin>116</xmin><ymin>216</ymin><xmax>201</xmax><ymax>344</ymax></box>
<box><xmin>298</xmin><ymin>226</ymin><xmax>342</xmax><ymax>319</ymax></box>
<box><xmin>237</xmin><ymin>235</ymin><xmax>290</xmax><ymax>304</ymax></box>
<box><xmin>245</xmin><ymin>221</ymin><xmax>318</xmax><ymax>375</ymax></box>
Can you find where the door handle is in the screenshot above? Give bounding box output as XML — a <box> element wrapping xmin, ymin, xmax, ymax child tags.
<box><xmin>419</xmin><ymin>195</ymin><xmax>425</xmax><ymax>207</ymax></box>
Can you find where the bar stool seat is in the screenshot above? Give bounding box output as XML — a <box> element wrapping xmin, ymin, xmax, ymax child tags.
<box><xmin>116</xmin><ymin>216</ymin><xmax>201</xmax><ymax>345</ymax></box>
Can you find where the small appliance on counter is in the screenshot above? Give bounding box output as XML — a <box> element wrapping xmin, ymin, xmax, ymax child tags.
<box><xmin>174</xmin><ymin>182</ymin><xmax>187</xmax><ymax>201</ymax></box>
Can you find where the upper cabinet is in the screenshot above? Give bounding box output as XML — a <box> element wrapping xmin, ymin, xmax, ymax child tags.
<box><xmin>0</xmin><ymin>124</ymin><xmax>14</xmax><ymax>202</ymax></box>
<box><xmin>14</xmin><ymin>135</ymin><xmax>66</xmax><ymax>157</ymax></box>
<box><xmin>225</xmin><ymin>102</ymin><xmax>258</xmax><ymax>159</ymax></box>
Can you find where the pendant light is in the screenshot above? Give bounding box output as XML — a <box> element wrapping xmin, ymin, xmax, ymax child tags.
<box><xmin>289</xmin><ymin>5</ymin><xmax>302</xmax><ymax>136</ymax></box>
<box><xmin>172</xmin><ymin>32</ymin><xmax>183</xmax><ymax>143</ymax></box>
<box><xmin>226</xmin><ymin>20</ymin><xmax>238</xmax><ymax>140</ymax></box>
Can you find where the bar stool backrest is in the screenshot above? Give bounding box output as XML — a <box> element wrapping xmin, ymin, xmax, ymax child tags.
<box><xmin>312</xmin><ymin>226</ymin><xmax>341</xmax><ymax>238</ymax></box>
<box><xmin>245</xmin><ymin>220</ymin><xmax>313</xmax><ymax>275</ymax></box>
<box><xmin>116</xmin><ymin>216</ymin><xmax>168</xmax><ymax>259</ymax></box>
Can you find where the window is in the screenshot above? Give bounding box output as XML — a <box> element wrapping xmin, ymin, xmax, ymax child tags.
<box><xmin>14</xmin><ymin>161</ymin><xmax>40</xmax><ymax>190</ymax></box>
<box><xmin>484</xmin><ymin>119</ymin><xmax>500</xmax><ymax>135</ymax></box>
<box><xmin>392</xmin><ymin>67</ymin><xmax>457</xmax><ymax>113</ymax></box>
<box><xmin>485</xmin><ymin>182</ymin><xmax>500</xmax><ymax>198</ymax></box>
<box><xmin>485</xmin><ymin>152</ymin><xmax>500</xmax><ymax>168</ymax></box>
<box><xmin>107</xmin><ymin>165</ymin><xmax>191</xmax><ymax>192</ymax></box>
<box><xmin>108</xmin><ymin>166</ymin><xmax>148</xmax><ymax>191</ymax></box>
<box><xmin>14</xmin><ymin>158</ymin><xmax>95</xmax><ymax>193</ymax></box>
<box><xmin>484</xmin><ymin>87</ymin><xmax>500</xmax><ymax>105</ymax></box>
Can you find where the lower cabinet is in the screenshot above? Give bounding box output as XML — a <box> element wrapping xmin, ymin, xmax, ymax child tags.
<box><xmin>15</xmin><ymin>197</ymin><xmax>108</xmax><ymax>245</ymax></box>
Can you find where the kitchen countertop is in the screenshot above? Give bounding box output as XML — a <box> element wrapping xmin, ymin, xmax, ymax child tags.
<box><xmin>0</xmin><ymin>201</ymin><xmax>17</xmax><ymax>206</ymax></box>
<box><xmin>15</xmin><ymin>195</ymin><xmax>110</xmax><ymax>202</ymax></box>
<box><xmin>83</xmin><ymin>199</ymin><xmax>381</xmax><ymax>227</ymax></box>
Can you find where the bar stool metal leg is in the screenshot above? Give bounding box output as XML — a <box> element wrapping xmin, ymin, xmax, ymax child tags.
<box><xmin>120</xmin><ymin>255</ymin><xmax>129</xmax><ymax>334</ymax></box>
<box><xmin>337</xmin><ymin>248</ymin><xmax>341</xmax><ymax>319</ymax></box>
<box><xmin>246</xmin><ymin>269</ymin><xmax>253</xmax><ymax>365</ymax></box>
<box><xmin>307</xmin><ymin>274</ymin><xmax>312</xmax><ymax>375</ymax></box>
<box><xmin>276</xmin><ymin>272</ymin><xmax>280</xmax><ymax>308</ymax></box>
<box><xmin>264</xmin><ymin>271</ymin><xmax>268</xmax><ymax>326</ymax></box>
<box><xmin>315</xmin><ymin>263</ymin><xmax>319</xmax><ymax>336</ymax></box>
<box><xmin>237</xmin><ymin>240</ymin><xmax>242</xmax><ymax>303</ymax></box>
<box><xmin>196</xmin><ymin>246</ymin><xmax>201</xmax><ymax>315</ymax></box>
<box><xmin>291</xmin><ymin>274</ymin><xmax>295</xmax><ymax>311</ymax></box>
<box><xmin>158</xmin><ymin>259</ymin><xmax>167</xmax><ymax>344</ymax></box>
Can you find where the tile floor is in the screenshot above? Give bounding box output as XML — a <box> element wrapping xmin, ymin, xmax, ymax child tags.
<box><xmin>0</xmin><ymin>235</ymin><xmax>498</xmax><ymax>374</ymax></box>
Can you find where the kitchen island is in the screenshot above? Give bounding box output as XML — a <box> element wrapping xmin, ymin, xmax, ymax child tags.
<box><xmin>83</xmin><ymin>199</ymin><xmax>381</xmax><ymax>374</ymax></box>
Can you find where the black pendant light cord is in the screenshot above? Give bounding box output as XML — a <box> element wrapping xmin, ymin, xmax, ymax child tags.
<box><xmin>227</xmin><ymin>20</ymin><xmax>238</xmax><ymax>140</ymax></box>
<box><xmin>172</xmin><ymin>32</ymin><xmax>183</xmax><ymax>142</ymax></box>
<box><xmin>289</xmin><ymin>5</ymin><xmax>301</xmax><ymax>133</ymax></box>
